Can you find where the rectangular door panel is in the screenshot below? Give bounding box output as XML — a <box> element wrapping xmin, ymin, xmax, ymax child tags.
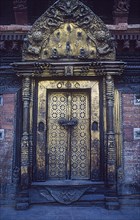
<box><xmin>47</xmin><ymin>91</ymin><xmax>90</xmax><ymax>180</ymax></box>
<box><xmin>71</xmin><ymin>92</ymin><xmax>90</xmax><ymax>179</ymax></box>
<box><xmin>47</xmin><ymin>92</ymin><xmax>68</xmax><ymax>179</ymax></box>
<box><xmin>35</xmin><ymin>80</ymin><xmax>100</xmax><ymax>182</ymax></box>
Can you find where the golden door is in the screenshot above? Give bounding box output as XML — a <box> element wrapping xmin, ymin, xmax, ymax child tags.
<box><xmin>47</xmin><ymin>90</ymin><xmax>90</xmax><ymax>180</ymax></box>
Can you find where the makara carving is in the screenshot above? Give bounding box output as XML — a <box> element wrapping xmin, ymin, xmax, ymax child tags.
<box><xmin>40</xmin><ymin>186</ymin><xmax>90</xmax><ymax>204</ymax></box>
<box><xmin>23</xmin><ymin>0</ymin><xmax>115</xmax><ymax>61</ymax></box>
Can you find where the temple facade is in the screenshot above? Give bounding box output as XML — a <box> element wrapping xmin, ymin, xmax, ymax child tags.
<box><xmin>0</xmin><ymin>0</ymin><xmax>140</xmax><ymax>210</ymax></box>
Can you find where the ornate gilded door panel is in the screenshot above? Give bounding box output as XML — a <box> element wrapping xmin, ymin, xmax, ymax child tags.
<box><xmin>71</xmin><ymin>93</ymin><xmax>90</xmax><ymax>179</ymax></box>
<box><xmin>36</xmin><ymin>80</ymin><xmax>100</xmax><ymax>182</ymax></box>
<box><xmin>47</xmin><ymin>92</ymin><xmax>68</xmax><ymax>179</ymax></box>
<box><xmin>47</xmin><ymin>91</ymin><xmax>90</xmax><ymax>180</ymax></box>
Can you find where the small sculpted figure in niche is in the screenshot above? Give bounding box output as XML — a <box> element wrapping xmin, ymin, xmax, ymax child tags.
<box><xmin>96</xmin><ymin>31</ymin><xmax>114</xmax><ymax>55</ymax></box>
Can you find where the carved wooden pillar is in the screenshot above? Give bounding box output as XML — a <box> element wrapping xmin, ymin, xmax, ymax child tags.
<box><xmin>105</xmin><ymin>74</ymin><xmax>119</xmax><ymax>209</ymax></box>
<box><xmin>20</xmin><ymin>76</ymin><xmax>31</xmax><ymax>188</ymax></box>
<box><xmin>16</xmin><ymin>76</ymin><xmax>31</xmax><ymax>210</ymax></box>
<box><xmin>106</xmin><ymin>75</ymin><xmax>116</xmax><ymax>184</ymax></box>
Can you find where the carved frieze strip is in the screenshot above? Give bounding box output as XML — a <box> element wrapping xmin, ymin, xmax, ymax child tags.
<box><xmin>0</xmin><ymin>34</ymin><xmax>27</xmax><ymax>41</ymax></box>
<box><xmin>1</xmin><ymin>32</ymin><xmax>139</xmax><ymax>41</ymax></box>
<box><xmin>12</xmin><ymin>61</ymin><xmax>125</xmax><ymax>77</ymax></box>
<box><xmin>112</xmin><ymin>34</ymin><xmax>140</xmax><ymax>41</ymax></box>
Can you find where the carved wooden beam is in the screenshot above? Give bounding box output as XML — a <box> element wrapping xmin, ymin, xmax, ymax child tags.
<box><xmin>12</xmin><ymin>61</ymin><xmax>125</xmax><ymax>77</ymax></box>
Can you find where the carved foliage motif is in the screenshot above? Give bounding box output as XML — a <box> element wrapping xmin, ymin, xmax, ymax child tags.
<box><xmin>23</xmin><ymin>0</ymin><xmax>115</xmax><ymax>61</ymax></box>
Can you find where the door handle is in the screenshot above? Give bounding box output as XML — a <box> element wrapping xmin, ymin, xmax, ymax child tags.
<box><xmin>58</xmin><ymin>118</ymin><xmax>78</xmax><ymax>127</ymax></box>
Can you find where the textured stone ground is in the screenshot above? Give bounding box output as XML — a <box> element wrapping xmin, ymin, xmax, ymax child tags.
<box><xmin>0</xmin><ymin>205</ymin><xmax>140</xmax><ymax>220</ymax></box>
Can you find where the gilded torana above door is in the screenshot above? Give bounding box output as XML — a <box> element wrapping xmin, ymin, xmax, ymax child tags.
<box><xmin>23</xmin><ymin>0</ymin><xmax>116</xmax><ymax>61</ymax></box>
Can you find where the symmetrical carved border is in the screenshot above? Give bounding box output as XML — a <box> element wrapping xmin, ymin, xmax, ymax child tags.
<box><xmin>12</xmin><ymin>61</ymin><xmax>125</xmax><ymax>77</ymax></box>
<box><xmin>23</xmin><ymin>0</ymin><xmax>115</xmax><ymax>61</ymax></box>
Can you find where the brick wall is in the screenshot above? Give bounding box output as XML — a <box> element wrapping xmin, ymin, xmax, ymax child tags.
<box><xmin>0</xmin><ymin>93</ymin><xmax>16</xmax><ymax>201</ymax></box>
<box><xmin>122</xmin><ymin>93</ymin><xmax>140</xmax><ymax>194</ymax></box>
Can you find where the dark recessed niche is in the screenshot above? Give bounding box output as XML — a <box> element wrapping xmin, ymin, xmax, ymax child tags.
<box><xmin>134</xmin><ymin>94</ymin><xmax>140</xmax><ymax>105</ymax></box>
<box><xmin>134</xmin><ymin>128</ymin><xmax>140</xmax><ymax>140</ymax></box>
<box><xmin>0</xmin><ymin>129</ymin><xmax>4</xmax><ymax>141</ymax></box>
<box><xmin>0</xmin><ymin>95</ymin><xmax>3</xmax><ymax>106</ymax></box>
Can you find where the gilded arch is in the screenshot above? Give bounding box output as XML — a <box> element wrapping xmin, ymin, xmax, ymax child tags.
<box><xmin>23</xmin><ymin>0</ymin><xmax>116</xmax><ymax>61</ymax></box>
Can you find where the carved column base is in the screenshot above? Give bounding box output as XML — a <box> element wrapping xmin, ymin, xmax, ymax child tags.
<box><xmin>105</xmin><ymin>196</ymin><xmax>120</xmax><ymax>210</ymax></box>
<box><xmin>16</xmin><ymin>190</ymin><xmax>30</xmax><ymax>210</ymax></box>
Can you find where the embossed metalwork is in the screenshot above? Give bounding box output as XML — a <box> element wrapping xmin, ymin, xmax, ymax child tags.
<box><xmin>23</xmin><ymin>0</ymin><xmax>115</xmax><ymax>61</ymax></box>
<box><xmin>47</xmin><ymin>92</ymin><xmax>68</xmax><ymax>179</ymax></box>
<box><xmin>47</xmin><ymin>91</ymin><xmax>90</xmax><ymax>180</ymax></box>
<box><xmin>36</xmin><ymin>80</ymin><xmax>100</xmax><ymax>181</ymax></box>
<box><xmin>71</xmin><ymin>92</ymin><xmax>90</xmax><ymax>179</ymax></box>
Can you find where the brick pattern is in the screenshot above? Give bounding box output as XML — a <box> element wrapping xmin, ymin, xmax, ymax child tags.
<box><xmin>0</xmin><ymin>94</ymin><xmax>16</xmax><ymax>186</ymax></box>
<box><xmin>122</xmin><ymin>94</ymin><xmax>140</xmax><ymax>187</ymax></box>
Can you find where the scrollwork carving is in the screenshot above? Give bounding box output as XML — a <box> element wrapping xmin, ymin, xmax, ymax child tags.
<box><xmin>23</xmin><ymin>0</ymin><xmax>115</xmax><ymax>61</ymax></box>
<box><xmin>96</xmin><ymin>31</ymin><xmax>114</xmax><ymax>56</ymax></box>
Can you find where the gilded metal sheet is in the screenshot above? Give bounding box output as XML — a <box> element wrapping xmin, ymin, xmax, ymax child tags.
<box><xmin>42</xmin><ymin>23</ymin><xmax>96</xmax><ymax>60</ymax></box>
<box><xmin>23</xmin><ymin>0</ymin><xmax>115</xmax><ymax>61</ymax></box>
<box><xmin>36</xmin><ymin>83</ymin><xmax>46</xmax><ymax>181</ymax></box>
<box><xmin>47</xmin><ymin>91</ymin><xmax>90</xmax><ymax>180</ymax></box>
<box><xmin>71</xmin><ymin>92</ymin><xmax>90</xmax><ymax>179</ymax></box>
<box><xmin>47</xmin><ymin>92</ymin><xmax>68</xmax><ymax>179</ymax></box>
<box><xmin>36</xmin><ymin>80</ymin><xmax>100</xmax><ymax>181</ymax></box>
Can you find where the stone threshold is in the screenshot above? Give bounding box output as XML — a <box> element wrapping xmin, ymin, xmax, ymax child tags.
<box><xmin>31</xmin><ymin>180</ymin><xmax>104</xmax><ymax>187</ymax></box>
